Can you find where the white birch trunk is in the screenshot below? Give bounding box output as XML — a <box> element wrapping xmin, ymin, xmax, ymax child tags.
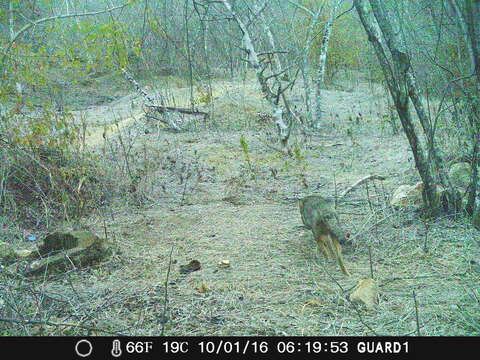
<box><xmin>313</xmin><ymin>0</ymin><xmax>342</xmax><ymax>130</ymax></box>
<box><xmin>254</xmin><ymin>3</ymin><xmax>283</xmax><ymax>73</ymax></box>
<box><xmin>9</xmin><ymin>0</ymin><xmax>15</xmax><ymax>41</ymax></box>
<box><xmin>303</xmin><ymin>10</ymin><xmax>322</xmax><ymax>125</ymax></box>
<box><xmin>221</xmin><ymin>0</ymin><xmax>290</xmax><ymax>147</ymax></box>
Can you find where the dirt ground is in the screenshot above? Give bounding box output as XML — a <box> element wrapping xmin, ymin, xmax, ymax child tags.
<box><xmin>30</xmin><ymin>75</ymin><xmax>480</xmax><ymax>336</ymax></box>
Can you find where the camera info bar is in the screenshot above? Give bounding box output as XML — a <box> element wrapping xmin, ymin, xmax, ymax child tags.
<box><xmin>1</xmin><ymin>336</ymin><xmax>474</xmax><ymax>359</ymax></box>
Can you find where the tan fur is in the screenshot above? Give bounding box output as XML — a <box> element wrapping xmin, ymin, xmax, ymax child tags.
<box><xmin>299</xmin><ymin>195</ymin><xmax>350</xmax><ymax>275</ymax></box>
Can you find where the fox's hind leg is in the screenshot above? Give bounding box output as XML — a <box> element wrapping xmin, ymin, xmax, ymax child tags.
<box><xmin>323</xmin><ymin>234</ymin><xmax>338</xmax><ymax>260</ymax></box>
<box><xmin>332</xmin><ymin>239</ymin><xmax>350</xmax><ymax>276</ymax></box>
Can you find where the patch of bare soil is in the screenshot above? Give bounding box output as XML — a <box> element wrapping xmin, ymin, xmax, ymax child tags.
<box><xmin>39</xmin><ymin>77</ymin><xmax>479</xmax><ymax>336</ymax></box>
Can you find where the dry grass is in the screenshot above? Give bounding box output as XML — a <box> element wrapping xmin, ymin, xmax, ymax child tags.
<box><xmin>1</xmin><ymin>76</ymin><xmax>479</xmax><ymax>336</ymax></box>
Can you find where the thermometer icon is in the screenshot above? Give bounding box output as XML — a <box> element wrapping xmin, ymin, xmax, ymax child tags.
<box><xmin>111</xmin><ymin>339</ymin><xmax>122</xmax><ymax>357</ymax></box>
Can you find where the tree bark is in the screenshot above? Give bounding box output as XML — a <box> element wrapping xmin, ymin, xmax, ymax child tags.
<box><xmin>353</xmin><ymin>0</ymin><xmax>441</xmax><ymax>213</ymax></box>
<box><xmin>220</xmin><ymin>0</ymin><xmax>291</xmax><ymax>148</ymax></box>
<box><xmin>313</xmin><ymin>0</ymin><xmax>342</xmax><ymax>130</ymax></box>
<box><xmin>254</xmin><ymin>3</ymin><xmax>283</xmax><ymax>73</ymax></box>
<box><xmin>459</xmin><ymin>0</ymin><xmax>480</xmax><ymax>217</ymax></box>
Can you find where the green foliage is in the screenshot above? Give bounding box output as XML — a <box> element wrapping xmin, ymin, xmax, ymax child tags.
<box><xmin>9</xmin><ymin>112</ymin><xmax>79</xmax><ymax>151</ymax></box>
<box><xmin>240</xmin><ymin>135</ymin><xmax>255</xmax><ymax>180</ymax></box>
<box><xmin>195</xmin><ymin>86</ymin><xmax>212</xmax><ymax>105</ymax></box>
<box><xmin>293</xmin><ymin>144</ymin><xmax>305</xmax><ymax>161</ymax></box>
<box><xmin>240</xmin><ymin>135</ymin><xmax>250</xmax><ymax>159</ymax></box>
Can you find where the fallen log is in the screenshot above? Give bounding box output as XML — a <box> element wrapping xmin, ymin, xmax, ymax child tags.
<box><xmin>144</xmin><ymin>104</ymin><xmax>209</xmax><ymax>121</ymax></box>
<box><xmin>121</xmin><ymin>68</ymin><xmax>210</xmax><ymax>131</ymax></box>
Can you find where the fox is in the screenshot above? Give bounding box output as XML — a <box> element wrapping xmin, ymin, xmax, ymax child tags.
<box><xmin>299</xmin><ymin>195</ymin><xmax>350</xmax><ymax>275</ymax></box>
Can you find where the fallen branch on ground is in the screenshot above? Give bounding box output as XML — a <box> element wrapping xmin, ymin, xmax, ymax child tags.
<box><xmin>121</xmin><ymin>68</ymin><xmax>211</xmax><ymax>131</ymax></box>
<box><xmin>339</xmin><ymin>174</ymin><xmax>386</xmax><ymax>200</ymax></box>
<box><xmin>144</xmin><ymin>104</ymin><xmax>209</xmax><ymax>121</ymax></box>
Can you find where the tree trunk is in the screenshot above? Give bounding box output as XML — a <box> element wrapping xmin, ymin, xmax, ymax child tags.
<box><xmin>462</xmin><ymin>0</ymin><xmax>480</xmax><ymax>88</ymax></box>
<box><xmin>460</xmin><ymin>0</ymin><xmax>480</xmax><ymax>221</ymax></box>
<box><xmin>447</xmin><ymin>0</ymin><xmax>476</xmax><ymax>77</ymax></box>
<box><xmin>254</xmin><ymin>3</ymin><xmax>283</xmax><ymax>73</ymax></box>
<box><xmin>220</xmin><ymin>0</ymin><xmax>291</xmax><ymax>148</ymax></box>
<box><xmin>303</xmin><ymin>8</ymin><xmax>322</xmax><ymax>125</ymax></box>
<box><xmin>313</xmin><ymin>0</ymin><xmax>342</xmax><ymax>130</ymax></box>
<box><xmin>353</xmin><ymin>0</ymin><xmax>441</xmax><ymax>213</ymax></box>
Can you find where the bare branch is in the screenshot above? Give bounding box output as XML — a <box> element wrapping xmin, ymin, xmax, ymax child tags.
<box><xmin>335</xmin><ymin>2</ymin><xmax>354</xmax><ymax>20</ymax></box>
<box><xmin>7</xmin><ymin>3</ymin><xmax>130</xmax><ymax>49</ymax></box>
